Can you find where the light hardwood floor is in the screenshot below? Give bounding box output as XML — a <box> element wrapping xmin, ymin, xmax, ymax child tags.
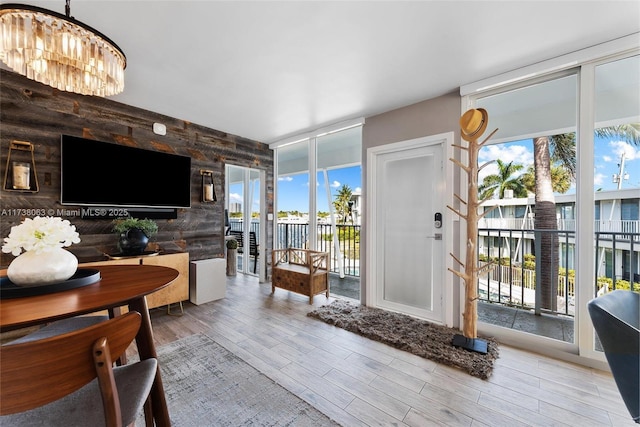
<box><xmin>141</xmin><ymin>274</ymin><xmax>636</xmax><ymax>427</ymax></box>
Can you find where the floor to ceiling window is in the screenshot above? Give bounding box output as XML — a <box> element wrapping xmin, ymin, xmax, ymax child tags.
<box><xmin>463</xmin><ymin>37</ymin><xmax>639</xmax><ymax>362</ymax></box>
<box><xmin>272</xmin><ymin>121</ymin><xmax>362</xmax><ymax>300</ymax></box>
<box><xmin>591</xmin><ymin>54</ymin><xmax>640</xmax><ymax>355</ymax></box>
<box><xmin>474</xmin><ymin>71</ymin><xmax>579</xmax><ymax>345</ymax></box>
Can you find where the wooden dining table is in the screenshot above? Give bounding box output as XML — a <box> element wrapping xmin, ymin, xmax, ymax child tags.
<box><xmin>0</xmin><ymin>264</ymin><xmax>179</xmax><ymax>427</ymax></box>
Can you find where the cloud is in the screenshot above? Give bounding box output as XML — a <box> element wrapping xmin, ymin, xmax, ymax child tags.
<box><xmin>229</xmin><ymin>192</ymin><xmax>242</xmax><ymax>203</ymax></box>
<box><xmin>609</xmin><ymin>140</ymin><xmax>640</xmax><ymax>161</ymax></box>
<box><xmin>479</xmin><ymin>143</ymin><xmax>533</xmax><ymax>166</ymax></box>
<box><xmin>602</xmin><ymin>155</ymin><xmax>612</xmax><ymax>162</ymax></box>
<box><xmin>594</xmin><ymin>173</ymin><xmax>606</xmax><ymax>185</ymax></box>
<box><xmin>478</xmin><ymin>143</ymin><xmax>533</xmax><ymax>182</ymax></box>
<box><xmin>331</xmin><ymin>180</ymin><xmax>341</xmax><ymax>188</ymax></box>
<box><xmin>278</xmin><ymin>176</ymin><xmax>293</xmax><ymax>182</ymax></box>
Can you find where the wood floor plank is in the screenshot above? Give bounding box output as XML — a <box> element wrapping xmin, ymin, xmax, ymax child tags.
<box><xmin>324</xmin><ymin>368</ymin><xmax>412</xmax><ymax>420</ymax></box>
<box><xmin>403</xmin><ymin>407</ymin><xmax>453</xmax><ymax>427</ymax></box>
<box><xmin>477</xmin><ymin>392</ymin><xmax>571</xmax><ymax>427</ymax></box>
<box><xmin>297</xmin><ymin>388</ymin><xmax>369</xmax><ymax>427</ymax></box>
<box><xmin>487</xmin><ymin>372</ymin><xmax>614</xmax><ymax>425</ymax></box>
<box><xmin>418</xmin><ymin>381</ymin><xmax>531</xmax><ymax>427</ymax></box>
<box><xmin>280</xmin><ymin>361</ymin><xmax>356</xmax><ymax>409</ymax></box>
<box><xmin>138</xmin><ymin>274</ymin><xmax>635</xmax><ymax>427</ymax></box>
<box><xmin>539</xmin><ymin>377</ymin><xmax>631</xmax><ymax>418</ymax></box>
<box><xmin>344</xmin><ymin>352</ymin><xmax>426</xmax><ymax>393</ymax></box>
<box><xmin>344</xmin><ymin>397</ymin><xmax>409</xmax><ymax>427</ymax></box>
<box><xmin>368</xmin><ymin>374</ymin><xmax>474</xmax><ymax>426</ymax></box>
<box><xmin>538</xmin><ymin>400</ymin><xmax>616</xmax><ymax>427</ymax></box>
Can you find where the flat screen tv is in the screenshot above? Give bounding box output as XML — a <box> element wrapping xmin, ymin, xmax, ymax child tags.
<box><xmin>61</xmin><ymin>135</ymin><xmax>192</xmax><ymax>209</ymax></box>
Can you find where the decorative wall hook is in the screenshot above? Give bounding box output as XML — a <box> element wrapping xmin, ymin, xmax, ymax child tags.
<box><xmin>200</xmin><ymin>169</ymin><xmax>216</xmax><ymax>202</ymax></box>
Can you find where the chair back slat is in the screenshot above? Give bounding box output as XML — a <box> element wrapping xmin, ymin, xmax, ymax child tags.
<box><xmin>0</xmin><ymin>311</ymin><xmax>141</xmax><ymax>415</ymax></box>
<box><xmin>249</xmin><ymin>231</ymin><xmax>259</xmax><ymax>256</ymax></box>
<box><xmin>229</xmin><ymin>230</ymin><xmax>244</xmax><ymax>250</ymax></box>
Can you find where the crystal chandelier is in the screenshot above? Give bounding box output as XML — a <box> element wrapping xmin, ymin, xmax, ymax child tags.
<box><xmin>0</xmin><ymin>1</ymin><xmax>126</xmax><ymax>97</ymax></box>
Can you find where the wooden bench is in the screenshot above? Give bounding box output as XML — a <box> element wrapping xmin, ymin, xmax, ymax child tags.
<box><xmin>271</xmin><ymin>248</ymin><xmax>329</xmax><ymax>304</ymax></box>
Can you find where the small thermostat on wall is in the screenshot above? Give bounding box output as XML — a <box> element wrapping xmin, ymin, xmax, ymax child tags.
<box><xmin>153</xmin><ymin>122</ymin><xmax>167</xmax><ymax>136</ymax></box>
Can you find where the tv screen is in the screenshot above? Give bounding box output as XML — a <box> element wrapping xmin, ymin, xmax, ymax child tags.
<box><xmin>61</xmin><ymin>135</ymin><xmax>192</xmax><ymax>209</ymax></box>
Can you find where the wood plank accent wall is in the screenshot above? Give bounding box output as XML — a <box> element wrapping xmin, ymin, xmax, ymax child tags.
<box><xmin>0</xmin><ymin>69</ymin><xmax>274</xmax><ymax>267</ymax></box>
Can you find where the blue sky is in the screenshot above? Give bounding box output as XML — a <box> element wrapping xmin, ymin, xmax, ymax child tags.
<box><xmin>478</xmin><ymin>136</ymin><xmax>640</xmax><ymax>195</ymax></box>
<box><xmin>277</xmin><ymin>165</ymin><xmax>362</xmax><ymax>213</ymax></box>
<box><xmin>228</xmin><ymin>165</ymin><xmax>362</xmax><ymax>214</ymax></box>
<box><xmin>230</xmin><ymin>135</ymin><xmax>638</xmax><ymax>214</ymax></box>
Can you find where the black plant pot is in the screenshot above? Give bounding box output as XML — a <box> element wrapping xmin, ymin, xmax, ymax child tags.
<box><xmin>118</xmin><ymin>228</ymin><xmax>149</xmax><ymax>256</ymax></box>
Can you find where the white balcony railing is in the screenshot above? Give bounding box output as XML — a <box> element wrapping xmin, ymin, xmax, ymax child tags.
<box><xmin>478</xmin><ymin>218</ymin><xmax>639</xmax><ymax>234</ymax></box>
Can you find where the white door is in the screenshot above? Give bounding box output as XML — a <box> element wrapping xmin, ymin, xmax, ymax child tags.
<box><xmin>367</xmin><ymin>136</ymin><xmax>445</xmax><ymax>323</ymax></box>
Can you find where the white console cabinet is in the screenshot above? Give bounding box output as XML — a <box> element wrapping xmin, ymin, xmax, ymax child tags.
<box><xmin>189</xmin><ymin>258</ymin><xmax>226</xmax><ymax>305</ymax></box>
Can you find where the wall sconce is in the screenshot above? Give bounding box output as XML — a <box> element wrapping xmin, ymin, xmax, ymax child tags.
<box><xmin>3</xmin><ymin>141</ymin><xmax>39</xmax><ymax>193</ymax></box>
<box><xmin>200</xmin><ymin>169</ymin><xmax>216</xmax><ymax>202</ymax></box>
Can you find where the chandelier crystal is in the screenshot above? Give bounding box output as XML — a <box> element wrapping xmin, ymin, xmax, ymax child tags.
<box><xmin>0</xmin><ymin>2</ymin><xmax>126</xmax><ymax>97</ymax></box>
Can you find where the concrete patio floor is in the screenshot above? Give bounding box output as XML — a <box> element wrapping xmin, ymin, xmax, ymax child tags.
<box><xmin>478</xmin><ymin>302</ymin><xmax>574</xmax><ymax>343</ymax></box>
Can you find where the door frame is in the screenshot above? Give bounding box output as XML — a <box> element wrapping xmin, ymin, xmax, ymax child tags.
<box><xmin>365</xmin><ymin>132</ymin><xmax>455</xmax><ymax>326</ymax></box>
<box><xmin>226</xmin><ymin>164</ymin><xmax>267</xmax><ymax>282</ymax></box>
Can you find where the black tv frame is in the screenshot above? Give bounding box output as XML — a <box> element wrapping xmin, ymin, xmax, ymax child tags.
<box><xmin>60</xmin><ymin>135</ymin><xmax>192</xmax><ymax>212</ymax></box>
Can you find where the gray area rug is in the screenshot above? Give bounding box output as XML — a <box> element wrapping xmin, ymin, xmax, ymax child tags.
<box><xmin>308</xmin><ymin>300</ymin><xmax>499</xmax><ymax>379</ymax></box>
<box><xmin>138</xmin><ymin>334</ymin><xmax>340</xmax><ymax>426</ymax></box>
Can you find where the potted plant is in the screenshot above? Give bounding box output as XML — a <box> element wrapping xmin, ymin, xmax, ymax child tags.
<box><xmin>226</xmin><ymin>238</ymin><xmax>238</xmax><ymax>276</ymax></box>
<box><xmin>112</xmin><ymin>218</ymin><xmax>158</xmax><ymax>256</ymax></box>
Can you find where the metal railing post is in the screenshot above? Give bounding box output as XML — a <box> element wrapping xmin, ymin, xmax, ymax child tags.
<box><xmin>534</xmin><ymin>230</ymin><xmax>542</xmax><ymax>315</ymax></box>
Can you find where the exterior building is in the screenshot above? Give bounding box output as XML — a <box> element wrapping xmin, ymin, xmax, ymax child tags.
<box><xmin>228</xmin><ymin>202</ymin><xmax>242</xmax><ymax>213</ymax></box>
<box><xmin>478</xmin><ymin>189</ymin><xmax>639</xmax><ymax>313</ymax></box>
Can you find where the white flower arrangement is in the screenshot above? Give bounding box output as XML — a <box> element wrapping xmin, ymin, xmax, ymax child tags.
<box><xmin>2</xmin><ymin>216</ymin><xmax>81</xmax><ymax>256</ymax></box>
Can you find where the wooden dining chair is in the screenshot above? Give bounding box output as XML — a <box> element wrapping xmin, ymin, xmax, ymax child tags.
<box><xmin>7</xmin><ymin>315</ymin><xmax>110</xmax><ymax>344</ymax></box>
<box><xmin>0</xmin><ymin>311</ymin><xmax>157</xmax><ymax>427</ymax></box>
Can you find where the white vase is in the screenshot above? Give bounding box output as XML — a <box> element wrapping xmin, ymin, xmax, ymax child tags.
<box><xmin>7</xmin><ymin>248</ymin><xmax>78</xmax><ymax>286</ymax></box>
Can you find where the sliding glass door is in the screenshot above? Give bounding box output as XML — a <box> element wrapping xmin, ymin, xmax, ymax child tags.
<box><xmin>273</xmin><ymin>123</ymin><xmax>362</xmax><ymax>300</ymax></box>
<box><xmin>474</xmin><ymin>71</ymin><xmax>578</xmax><ymax>345</ymax></box>
<box><xmin>466</xmin><ymin>50</ymin><xmax>640</xmax><ymax>361</ymax></box>
<box><xmin>591</xmin><ymin>54</ymin><xmax>640</xmax><ymax>355</ymax></box>
<box><xmin>227</xmin><ymin>165</ymin><xmax>264</xmax><ymax>278</ymax></box>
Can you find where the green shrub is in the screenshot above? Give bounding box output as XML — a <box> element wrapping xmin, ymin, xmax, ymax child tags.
<box><xmin>609</xmin><ymin>279</ymin><xmax>640</xmax><ymax>293</ymax></box>
<box><xmin>338</xmin><ymin>228</ymin><xmax>360</xmax><ymax>241</ymax></box>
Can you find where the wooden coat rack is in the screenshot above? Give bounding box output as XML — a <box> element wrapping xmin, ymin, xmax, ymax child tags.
<box><xmin>447</xmin><ymin>109</ymin><xmax>498</xmax><ymax>353</ymax></box>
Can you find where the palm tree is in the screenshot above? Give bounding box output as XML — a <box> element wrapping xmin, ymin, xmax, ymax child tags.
<box><xmin>333</xmin><ymin>184</ymin><xmax>353</xmax><ymax>224</ymax></box>
<box><xmin>533</xmin><ymin>135</ymin><xmax>563</xmax><ymax>311</ymax></box>
<box><xmin>522</xmin><ymin>164</ymin><xmax>572</xmax><ymax>195</ymax></box>
<box><xmin>478</xmin><ymin>160</ymin><xmax>527</xmax><ymax>200</ymax></box>
<box><xmin>595</xmin><ymin>124</ymin><xmax>640</xmax><ymax>145</ymax></box>
<box><xmin>533</xmin><ymin>124</ymin><xmax>639</xmax><ymax>311</ymax></box>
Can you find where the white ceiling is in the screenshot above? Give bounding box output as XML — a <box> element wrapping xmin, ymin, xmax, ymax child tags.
<box><xmin>8</xmin><ymin>1</ymin><xmax>640</xmax><ymax>143</ymax></box>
